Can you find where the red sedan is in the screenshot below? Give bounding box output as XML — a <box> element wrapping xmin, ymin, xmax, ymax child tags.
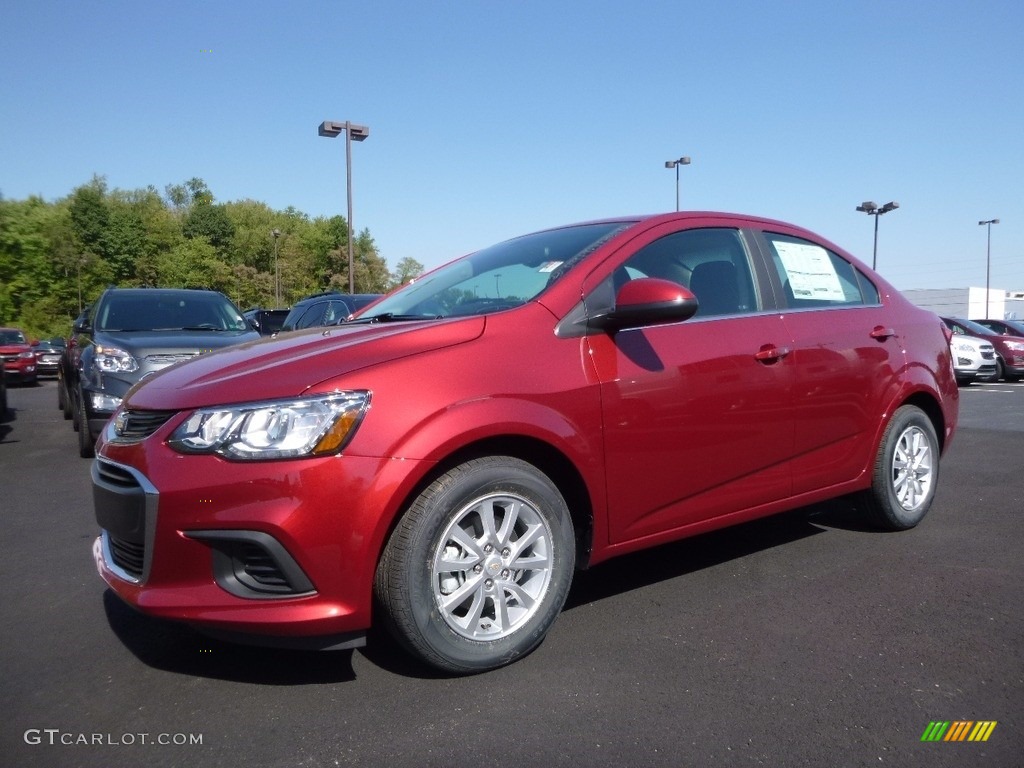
<box><xmin>92</xmin><ymin>212</ymin><xmax>958</xmax><ymax>674</ymax></box>
<box><xmin>0</xmin><ymin>327</ymin><xmax>37</xmax><ymax>385</ymax></box>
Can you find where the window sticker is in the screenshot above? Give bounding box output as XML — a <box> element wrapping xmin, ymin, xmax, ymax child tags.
<box><xmin>773</xmin><ymin>241</ymin><xmax>845</xmax><ymax>301</ymax></box>
<box><xmin>537</xmin><ymin>261</ymin><xmax>564</xmax><ymax>273</ymax></box>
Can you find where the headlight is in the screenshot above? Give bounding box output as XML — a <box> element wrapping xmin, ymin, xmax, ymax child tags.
<box><xmin>954</xmin><ymin>343</ymin><xmax>977</xmax><ymax>353</ymax></box>
<box><xmin>95</xmin><ymin>346</ymin><xmax>139</xmax><ymax>373</ymax></box>
<box><xmin>1005</xmin><ymin>340</ymin><xmax>1024</xmax><ymax>352</ymax></box>
<box><xmin>18</xmin><ymin>350</ymin><xmax>35</xmax><ymax>359</ymax></box>
<box><xmin>168</xmin><ymin>391</ymin><xmax>370</xmax><ymax>460</ymax></box>
<box><xmin>90</xmin><ymin>392</ymin><xmax>123</xmax><ymax>412</ymax></box>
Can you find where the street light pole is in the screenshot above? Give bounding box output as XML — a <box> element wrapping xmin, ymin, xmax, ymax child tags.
<box><xmin>664</xmin><ymin>156</ymin><xmax>691</xmax><ymax>212</ymax></box>
<box><xmin>979</xmin><ymin>218</ymin><xmax>1000</xmax><ymax>319</ymax></box>
<box><xmin>318</xmin><ymin>120</ymin><xmax>370</xmax><ymax>294</ymax></box>
<box><xmin>271</xmin><ymin>229</ymin><xmax>282</xmax><ymax>306</ymax></box>
<box><xmin>855</xmin><ymin>200</ymin><xmax>899</xmax><ymax>270</ymax></box>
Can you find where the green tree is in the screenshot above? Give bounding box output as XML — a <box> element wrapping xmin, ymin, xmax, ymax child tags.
<box><xmin>68</xmin><ymin>176</ymin><xmax>110</xmax><ymax>257</ymax></box>
<box><xmin>391</xmin><ymin>257</ymin><xmax>425</xmax><ymax>288</ymax></box>
<box><xmin>157</xmin><ymin>238</ymin><xmax>232</xmax><ymax>292</ymax></box>
<box><xmin>182</xmin><ymin>203</ymin><xmax>235</xmax><ymax>254</ymax></box>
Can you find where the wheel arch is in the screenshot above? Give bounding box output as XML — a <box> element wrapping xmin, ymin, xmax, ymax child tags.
<box><xmin>374</xmin><ymin>434</ymin><xmax>597</xmax><ymax>577</ymax></box>
<box><xmin>898</xmin><ymin>391</ymin><xmax>949</xmax><ymax>454</ymax></box>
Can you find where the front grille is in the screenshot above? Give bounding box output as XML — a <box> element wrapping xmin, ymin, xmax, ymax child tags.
<box><xmin>109</xmin><ymin>536</ymin><xmax>145</xmax><ymax>578</ymax></box>
<box><xmin>93</xmin><ymin>459</ymin><xmax>157</xmax><ymax>583</ymax></box>
<box><xmin>95</xmin><ymin>460</ymin><xmax>139</xmax><ymax>489</ymax></box>
<box><xmin>146</xmin><ymin>353</ymin><xmax>198</xmax><ymax>368</ymax></box>
<box><xmin>981</xmin><ymin>349</ymin><xmax>995</xmax><ymax>360</ymax></box>
<box><xmin>115</xmin><ymin>409</ymin><xmax>177</xmax><ymax>439</ymax></box>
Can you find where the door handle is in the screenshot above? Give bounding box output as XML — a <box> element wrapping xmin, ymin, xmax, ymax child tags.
<box><xmin>870</xmin><ymin>326</ymin><xmax>896</xmax><ymax>340</ymax></box>
<box><xmin>754</xmin><ymin>344</ymin><xmax>791</xmax><ymax>363</ymax></box>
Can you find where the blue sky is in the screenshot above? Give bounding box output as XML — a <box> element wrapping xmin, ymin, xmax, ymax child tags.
<box><xmin>2</xmin><ymin>0</ymin><xmax>1021</xmax><ymax>292</ymax></box>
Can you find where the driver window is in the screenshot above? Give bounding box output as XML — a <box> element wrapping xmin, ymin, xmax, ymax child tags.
<box><xmin>618</xmin><ymin>228</ymin><xmax>757</xmax><ymax>317</ymax></box>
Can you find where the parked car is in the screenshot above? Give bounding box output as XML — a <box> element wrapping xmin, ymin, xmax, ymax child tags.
<box><xmin>279</xmin><ymin>292</ymin><xmax>383</xmax><ymax>332</ymax></box>
<box><xmin>243</xmin><ymin>308</ymin><xmax>290</xmax><ymax>336</ymax></box>
<box><xmin>58</xmin><ymin>307</ymin><xmax>89</xmax><ymax>422</ymax></box>
<box><xmin>91</xmin><ymin>212</ymin><xmax>958</xmax><ymax>675</ymax></box>
<box><xmin>971</xmin><ymin>317</ymin><xmax>1024</xmax><ymax>339</ymax></box>
<box><xmin>0</xmin><ymin>327</ymin><xmax>37</xmax><ymax>385</ymax></box>
<box><xmin>946</xmin><ymin>333</ymin><xmax>997</xmax><ymax>385</ymax></box>
<box><xmin>32</xmin><ymin>337</ymin><xmax>66</xmax><ymax>376</ymax></box>
<box><xmin>942</xmin><ymin>317</ymin><xmax>1024</xmax><ymax>382</ymax></box>
<box><xmin>68</xmin><ymin>288</ymin><xmax>261</xmax><ymax>458</ymax></box>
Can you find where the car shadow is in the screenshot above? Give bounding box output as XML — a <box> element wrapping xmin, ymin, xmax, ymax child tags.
<box><xmin>102</xmin><ymin>498</ymin><xmax>879</xmax><ymax>682</ymax></box>
<box><xmin>564</xmin><ymin>505</ymin><xmax>834</xmax><ymax>610</ymax></box>
<box><xmin>101</xmin><ymin>591</ymin><xmax>356</xmax><ymax>684</ymax></box>
<box><xmin>0</xmin><ymin>402</ymin><xmax>17</xmax><ymax>439</ymax></box>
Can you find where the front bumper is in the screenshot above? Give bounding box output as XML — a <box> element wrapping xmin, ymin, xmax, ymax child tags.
<box><xmin>2</xmin><ymin>363</ymin><xmax>36</xmax><ymax>383</ymax></box>
<box><xmin>91</xmin><ymin>422</ymin><xmax>429</xmax><ymax>647</ymax></box>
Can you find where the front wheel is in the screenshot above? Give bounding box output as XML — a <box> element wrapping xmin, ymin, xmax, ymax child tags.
<box><xmin>857</xmin><ymin>405</ymin><xmax>939</xmax><ymax>530</ymax></box>
<box><xmin>375</xmin><ymin>457</ymin><xmax>575</xmax><ymax>674</ymax></box>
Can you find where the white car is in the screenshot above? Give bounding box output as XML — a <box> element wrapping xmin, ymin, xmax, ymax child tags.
<box><xmin>949</xmin><ymin>334</ymin><xmax>998</xmax><ymax>385</ymax></box>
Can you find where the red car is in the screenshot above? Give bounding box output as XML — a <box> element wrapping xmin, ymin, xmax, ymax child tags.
<box><xmin>0</xmin><ymin>327</ymin><xmax>37</xmax><ymax>385</ymax></box>
<box><xmin>92</xmin><ymin>212</ymin><xmax>959</xmax><ymax>674</ymax></box>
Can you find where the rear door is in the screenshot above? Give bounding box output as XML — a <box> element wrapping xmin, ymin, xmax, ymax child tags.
<box><xmin>754</xmin><ymin>230</ymin><xmax>903</xmax><ymax>494</ymax></box>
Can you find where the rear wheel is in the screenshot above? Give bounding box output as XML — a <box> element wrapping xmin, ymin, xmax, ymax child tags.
<box><xmin>858</xmin><ymin>405</ymin><xmax>939</xmax><ymax>530</ymax></box>
<box><xmin>375</xmin><ymin>457</ymin><xmax>575</xmax><ymax>674</ymax></box>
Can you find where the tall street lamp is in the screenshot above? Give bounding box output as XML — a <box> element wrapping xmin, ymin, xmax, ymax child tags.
<box><xmin>979</xmin><ymin>218</ymin><xmax>1000</xmax><ymax>319</ymax></box>
<box><xmin>318</xmin><ymin>120</ymin><xmax>370</xmax><ymax>294</ymax></box>
<box><xmin>664</xmin><ymin>156</ymin><xmax>691</xmax><ymax>212</ymax></box>
<box><xmin>271</xmin><ymin>228</ymin><xmax>282</xmax><ymax>306</ymax></box>
<box><xmin>855</xmin><ymin>200</ymin><xmax>899</xmax><ymax>270</ymax></box>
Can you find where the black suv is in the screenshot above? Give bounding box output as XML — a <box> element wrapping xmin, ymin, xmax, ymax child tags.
<box><xmin>279</xmin><ymin>292</ymin><xmax>382</xmax><ymax>332</ymax></box>
<box><xmin>68</xmin><ymin>288</ymin><xmax>260</xmax><ymax>457</ymax></box>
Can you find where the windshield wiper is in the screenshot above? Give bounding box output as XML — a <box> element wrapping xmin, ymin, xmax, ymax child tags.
<box><xmin>345</xmin><ymin>313</ymin><xmax>438</xmax><ymax>324</ymax></box>
<box><xmin>180</xmin><ymin>324</ymin><xmax>224</xmax><ymax>331</ymax></box>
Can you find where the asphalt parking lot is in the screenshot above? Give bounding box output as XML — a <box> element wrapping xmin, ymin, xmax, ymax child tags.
<box><xmin>1</xmin><ymin>379</ymin><xmax>1021</xmax><ymax>768</ymax></box>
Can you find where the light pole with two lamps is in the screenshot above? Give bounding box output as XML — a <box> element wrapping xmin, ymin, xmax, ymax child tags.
<box><xmin>318</xmin><ymin>120</ymin><xmax>370</xmax><ymax>294</ymax></box>
<box><xmin>979</xmin><ymin>218</ymin><xmax>999</xmax><ymax>319</ymax></box>
<box><xmin>665</xmin><ymin>156</ymin><xmax>691</xmax><ymax>212</ymax></box>
<box><xmin>855</xmin><ymin>200</ymin><xmax>899</xmax><ymax>270</ymax></box>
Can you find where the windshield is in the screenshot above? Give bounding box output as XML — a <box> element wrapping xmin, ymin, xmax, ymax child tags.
<box><xmin>0</xmin><ymin>330</ymin><xmax>28</xmax><ymax>344</ymax></box>
<box><xmin>97</xmin><ymin>292</ymin><xmax>249</xmax><ymax>332</ymax></box>
<box><xmin>954</xmin><ymin>318</ymin><xmax>1001</xmax><ymax>337</ymax></box>
<box><xmin>360</xmin><ymin>222</ymin><xmax>629</xmax><ymax>320</ymax></box>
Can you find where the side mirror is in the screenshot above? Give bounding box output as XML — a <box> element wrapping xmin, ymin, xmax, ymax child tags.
<box><xmin>73</xmin><ymin>320</ymin><xmax>92</xmax><ymax>335</ymax></box>
<box><xmin>590</xmin><ymin>278</ymin><xmax>699</xmax><ymax>332</ymax></box>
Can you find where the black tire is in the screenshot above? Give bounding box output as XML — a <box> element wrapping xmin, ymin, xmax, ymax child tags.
<box><xmin>857</xmin><ymin>405</ymin><xmax>939</xmax><ymax>530</ymax></box>
<box><xmin>375</xmin><ymin>456</ymin><xmax>575</xmax><ymax>674</ymax></box>
<box><xmin>77</xmin><ymin>387</ymin><xmax>95</xmax><ymax>458</ymax></box>
<box><xmin>61</xmin><ymin>380</ymin><xmax>73</xmax><ymax>420</ymax></box>
<box><xmin>71</xmin><ymin>385</ymin><xmax>81</xmax><ymax>432</ymax></box>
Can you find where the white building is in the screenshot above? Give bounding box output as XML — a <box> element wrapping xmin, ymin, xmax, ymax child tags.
<box><xmin>902</xmin><ymin>287</ymin><xmax>1024</xmax><ymax>320</ymax></box>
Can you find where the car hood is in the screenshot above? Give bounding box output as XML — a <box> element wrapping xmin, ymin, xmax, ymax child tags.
<box><xmin>95</xmin><ymin>329</ymin><xmax>259</xmax><ymax>355</ymax></box>
<box><xmin>125</xmin><ymin>317</ymin><xmax>486</xmax><ymax>410</ymax></box>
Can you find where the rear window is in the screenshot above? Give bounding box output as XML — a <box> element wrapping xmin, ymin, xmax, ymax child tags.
<box><xmin>764</xmin><ymin>233</ymin><xmax>878</xmax><ymax>308</ymax></box>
